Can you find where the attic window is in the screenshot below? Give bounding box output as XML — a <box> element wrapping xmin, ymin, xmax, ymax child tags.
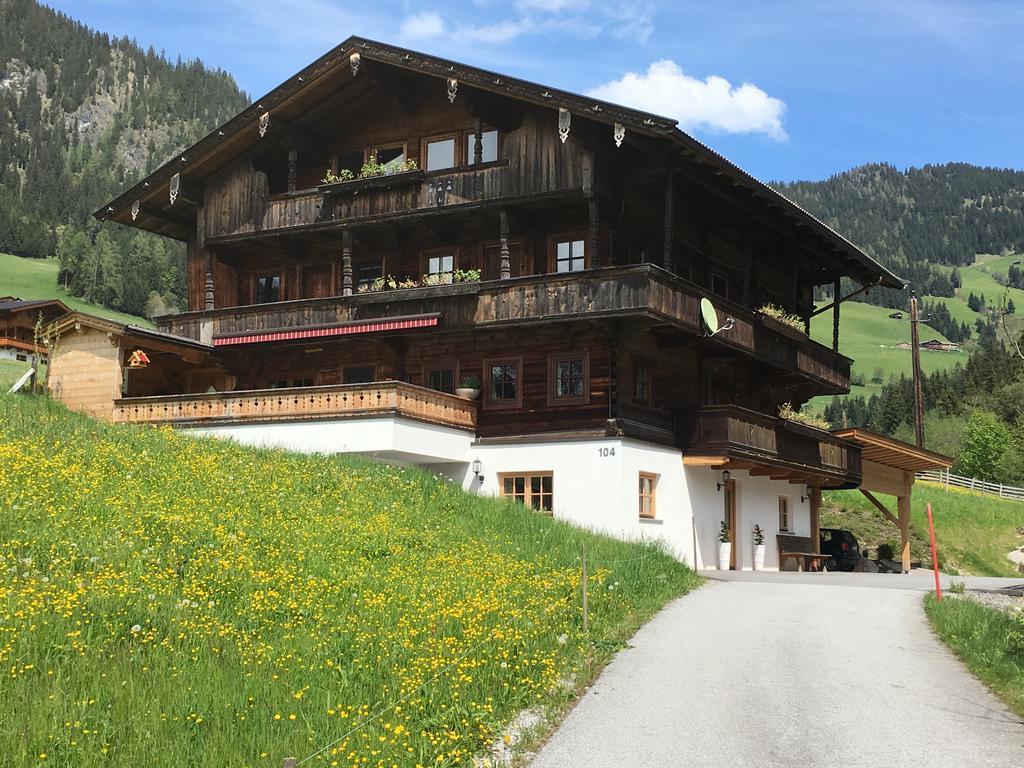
<box><xmin>425</xmin><ymin>136</ymin><xmax>457</xmax><ymax>171</ymax></box>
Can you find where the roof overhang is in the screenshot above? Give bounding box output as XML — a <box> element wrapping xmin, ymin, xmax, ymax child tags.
<box><xmin>830</xmin><ymin>428</ymin><xmax>952</xmax><ymax>473</ymax></box>
<box><xmin>48</xmin><ymin>311</ymin><xmax>214</xmax><ymax>357</ymax></box>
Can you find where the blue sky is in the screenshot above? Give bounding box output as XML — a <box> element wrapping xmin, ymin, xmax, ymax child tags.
<box><xmin>45</xmin><ymin>0</ymin><xmax>1024</xmax><ymax>182</ymax></box>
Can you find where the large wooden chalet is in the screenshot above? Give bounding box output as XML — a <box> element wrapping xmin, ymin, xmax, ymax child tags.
<box><xmin>48</xmin><ymin>37</ymin><xmax>923</xmax><ymax>570</ymax></box>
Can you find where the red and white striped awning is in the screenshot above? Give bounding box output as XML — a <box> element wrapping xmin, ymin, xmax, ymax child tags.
<box><xmin>213</xmin><ymin>314</ymin><xmax>439</xmax><ymax>346</ymax></box>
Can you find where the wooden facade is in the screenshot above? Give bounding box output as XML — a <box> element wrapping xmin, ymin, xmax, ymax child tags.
<box><xmin>91</xmin><ymin>38</ymin><xmax>904</xmax><ymax>484</ymax></box>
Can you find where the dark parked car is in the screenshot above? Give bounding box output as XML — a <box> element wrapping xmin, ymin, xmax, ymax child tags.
<box><xmin>819</xmin><ymin>528</ymin><xmax>861</xmax><ymax>572</ymax></box>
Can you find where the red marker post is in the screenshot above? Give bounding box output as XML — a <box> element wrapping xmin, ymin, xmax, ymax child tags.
<box><xmin>926</xmin><ymin>503</ymin><xmax>942</xmax><ymax>601</ymax></box>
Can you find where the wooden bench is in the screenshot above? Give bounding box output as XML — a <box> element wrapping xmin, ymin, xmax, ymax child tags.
<box><xmin>777</xmin><ymin>534</ymin><xmax>830</xmax><ymax>572</ymax></box>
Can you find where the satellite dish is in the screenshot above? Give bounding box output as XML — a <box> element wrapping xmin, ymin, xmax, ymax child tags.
<box><xmin>700</xmin><ymin>297</ymin><xmax>719</xmax><ymax>335</ymax></box>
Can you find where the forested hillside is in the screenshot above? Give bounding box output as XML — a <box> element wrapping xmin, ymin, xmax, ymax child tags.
<box><xmin>774</xmin><ymin>163</ymin><xmax>1024</xmax><ymax>308</ymax></box>
<box><xmin>0</xmin><ymin>0</ymin><xmax>248</xmax><ymax>315</ymax></box>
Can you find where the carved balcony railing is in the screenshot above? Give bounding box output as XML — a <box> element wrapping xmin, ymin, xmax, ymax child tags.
<box><xmin>112</xmin><ymin>381</ymin><xmax>478</xmax><ymax>431</ymax></box>
<box><xmin>217</xmin><ymin>162</ymin><xmax>514</xmax><ymax>240</ymax></box>
<box><xmin>675</xmin><ymin>404</ymin><xmax>862</xmax><ymax>485</ymax></box>
<box><xmin>157</xmin><ymin>265</ymin><xmax>851</xmax><ymax>391</ymax></box>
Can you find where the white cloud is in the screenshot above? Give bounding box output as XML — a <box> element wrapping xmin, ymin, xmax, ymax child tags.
<box><xmin>400</xmin><ymin>11</ymin><xmax>446</xmax><ymax>40</ymax></box>
<box><xmin>456</xmin><ymin>18</ymin><xmax>534</xmax><ymax>44</ymax></box>
<box><xmin>607</xmin><ymin>3</ymin><xmax>654</xmax><ymax>44</ymax></box>
<box><xmin>587</xmin><ymin>60</ymin><xmax>788</xmax><ymax>141</ymax></box>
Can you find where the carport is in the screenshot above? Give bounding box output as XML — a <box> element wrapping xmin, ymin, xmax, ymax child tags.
<box><xmin>826</xmin><ymin>429</ymin><xmax>952</xmax><ymax>573</ymax></box>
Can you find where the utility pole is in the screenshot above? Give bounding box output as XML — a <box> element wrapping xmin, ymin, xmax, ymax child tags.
<box><xmin>909</xmin><ymin>293</ymin><xmax>925</xmax><ymax>448</ymax></box>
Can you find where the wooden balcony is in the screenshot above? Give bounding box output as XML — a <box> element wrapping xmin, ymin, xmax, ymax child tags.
<box><xmin>112</xmin><ymin>381</ymin><xmax>478</xmax><ymax>431</ymax></box>
<box><xmin>676</xmin><ymin>405</ymin><xmax>862</xmax><ymax>486</ymax></box>
<box><xmin>156</xmin><ymin>265</ymin><xmax>850</xmax><ymax>391</ymax></box>
<box><xmin>210</xmin><ymin>162</ymin><xmax>515</xmax><ymax>241</ymax></box>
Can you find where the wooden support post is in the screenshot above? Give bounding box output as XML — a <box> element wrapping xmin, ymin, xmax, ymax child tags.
<box><xmin>810</xmin><ymin>486</ymin><xmax>822</xmax><ymax>553</ymax></box>
<box><xmin>860</xmin><ymin>489</ymin><xmax>899</xmax><ymax>526</ymax></box>
<box><xmin>204</xmin><ymin>248</ymin><xmax>215</xmax><ymax>311</ymax></box>
<box><xmin>341</xmin><ymin>230</ymin><xmax>353</xmax><ymax>297</ymax></box>
<box><xmin>897</xmin><ymin>494</ymin><xmax>912</xmax><ymax>574</ymax></box>
<box><xmin>588</xmin><ymin>196</ymin><xmax>599</xmax><ymax>268</ymax></box>
<box><xmin>832</xmin><ymin>277</ymin><xmax>841</xmax><ymax>353</ymax></box>
<box><xmin>498</xmin><ymin>209</ymin><xmax>511</xmax><ymax>280</ymax></box>
<box><xmin>473</xmin><ymin>117</ymin><xmax>483</xmax><ymax>165</ymax></box>
<box><xmin>742</xmin><ymin>226</ymin><xmax>753</xmax><ymax>306</ymax></box>
<box><xmin>663</xmin><ymin>170</ymin><xmax>674</xmax><ymax>269</ymax></box>
<box><xmin>287</xmin><ymin>148</ymin><xmax>298</xmax><ymax>194</ymax></box>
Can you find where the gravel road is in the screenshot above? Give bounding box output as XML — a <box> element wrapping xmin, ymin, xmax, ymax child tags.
<box><xmin>530</xmin><ymin>580</ymin><xmax>1023</xmax><ymax>768</ymax></box>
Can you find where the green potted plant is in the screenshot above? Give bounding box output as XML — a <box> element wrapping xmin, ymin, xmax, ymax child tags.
<box><xmin>752</xmin><ymin>523</ymin><xmax>766</xmax><ymax>570</ymax></box>
<box><xmin>456</xmin><ymin>374</ymin><xmax>481</xmax><ymax>400</ymax></box>
<box><xmin>717</xmin><ymin>519</ymin><xmax>732</xmax><ymax>570</ymax></box>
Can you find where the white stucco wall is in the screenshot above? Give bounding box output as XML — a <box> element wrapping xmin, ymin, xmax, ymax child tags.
<box><xmin>183</xmin><ymin>416</ymin><xmax>475</xmax><ymax>464</ymax></box>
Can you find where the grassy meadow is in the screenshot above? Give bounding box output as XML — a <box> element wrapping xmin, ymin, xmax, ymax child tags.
<box><xmin>925</xmin><ymin>595</ymin><xmax>1024</xmax><ymax>719</ymax></box>
<box><xmin>824</xmin><ymin>482</ymin><xmax>1024</xmax><ymax>577</ymax></box>
<box><xmin>0</xmin><ymin>394</ymin><xmax>698</xmax><ymax>767</ymax></box>
<box><xmin>0</xmin><ymin>252</ymin><xmax>149</xmax><ymax>326</ymax></box>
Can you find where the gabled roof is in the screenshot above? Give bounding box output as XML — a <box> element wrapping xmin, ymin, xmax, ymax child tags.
<box><xmin>48</xmin><ymin>311</ymin><xmax>213</xmax><ymax>353</ymax></box>
<box><xmin>0</xmin><ymin>297</ymin><xmax>71</xmax><ymax>316</ymax></box>
<box><xmin>95</xmin><ymin>36</ymin><xmax>903</xmax><ymax>290</ymax></box>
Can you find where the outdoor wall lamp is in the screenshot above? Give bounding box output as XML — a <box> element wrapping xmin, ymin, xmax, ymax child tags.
<box><xmin>472</xmin><ymin>458</ymin><xmax>484</xmax><ymax>482</ymax></box>
<box><xmin>716</xmin><ymin>469</ymin><xmax>731</xmax><ymax>491</ymax></box>
<box><xmin>801</xmin><ymin>485</ymin><xmax>810</xmax><ymax>503</ymax></box>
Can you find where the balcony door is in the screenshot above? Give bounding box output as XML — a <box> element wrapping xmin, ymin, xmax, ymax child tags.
<box><xmin>482</xmin><ymin>241</ymin><xmax>522</xmax><ymax>280</ymax></box>
<box><xmin>724</xmin><ymin>478</ymin><xmax>738</xmax><ymax>569</ymax></box>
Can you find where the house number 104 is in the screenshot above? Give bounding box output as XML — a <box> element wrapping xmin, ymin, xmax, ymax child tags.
<box><xmin>598</xmin><ymin>447</ymin><xmax>616</xmax><ymax>457</ymax></box>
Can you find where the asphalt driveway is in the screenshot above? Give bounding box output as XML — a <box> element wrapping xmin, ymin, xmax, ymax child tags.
<box><xmin>531</xmin><ymin>579</ymin><xmax>1023</xmax><ymax>768</ymax></box>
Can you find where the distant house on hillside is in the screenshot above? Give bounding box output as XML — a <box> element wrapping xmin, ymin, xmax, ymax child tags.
<box><xmin>47</xmin><ymin>37</ymin><xmax>949</xmax><ymax>572</ymax></box>
<box><xmin>0</xmin><ymin>297</ymin><xmax>70</xmax><ymax>365</ymax></box>
<box><xmin>896</xmin><ymin>339</ymin><xmax>960</xmax><ymax>352</ymax></box>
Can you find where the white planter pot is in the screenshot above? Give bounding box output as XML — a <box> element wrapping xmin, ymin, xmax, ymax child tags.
<box><xmin>455</xmin><ymin>387</ymin><xmax>480</xmax><ymax>400</ymax></box>
<box><xmin>752</xmin><ymin>544</ymin><xmax>766</xmax><ymax>571</ymax></box>
<box><xmin>717</xmin><ymin>542</ymin><xmax>732</xmax><ymax>570</ymax></box>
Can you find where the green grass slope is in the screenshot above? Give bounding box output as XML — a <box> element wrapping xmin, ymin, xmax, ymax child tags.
<box><xmin>0</xmin><ymin>395</ymin><xmax>698</xmax><ymax>767</ymax></box>
<box><xmin>0</xmin><ymin>252</ymin><xmax>150</xmax><ymax>326</ymax></box>
<box><xmin>810</xmin><ymin>301</ymin><xmax>969</xmax><ymax>401</ymax></box>
<box><xmin>824</xmin><ymin>483</ymin><xmax>1024</xmax><ymax>577</ymax></box>
<box><xmin>926</xmin><ymin>595</ymin><xmax>1024</xmax><ymax>719</ymax></box>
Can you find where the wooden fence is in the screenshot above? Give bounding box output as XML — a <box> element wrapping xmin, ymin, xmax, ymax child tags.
<box><xmin>916</xmin><ymin>469</ymin><xmax>1024</xmax><ymax>502</ymax></box>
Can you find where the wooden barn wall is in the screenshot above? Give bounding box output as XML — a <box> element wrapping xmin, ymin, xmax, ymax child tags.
<box><xmin>48</xmin><ymin>327</ymin><xmax>122</xmax><ymax>420</ymax></box>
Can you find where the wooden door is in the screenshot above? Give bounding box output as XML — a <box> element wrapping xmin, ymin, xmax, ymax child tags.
<box><xmin>482</xmin><ymin>242</ymin><xmax>522</xmax><ymax>280</ymax></box>
<box><xmin>303</xmin><ymin>265</ymin><xmax>332</xmax><ymax>299</ymax></box>
<box><xmin>725</xmin><ymin>479</ymin><xmax>738</xmax><ymax>570</ymax></box>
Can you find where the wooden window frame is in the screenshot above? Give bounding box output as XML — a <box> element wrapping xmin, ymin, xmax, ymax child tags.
<box><xmin>366</xmin><ymin>142</ymin><xmax>408</xmax><ymax>169</ymax></box>
<box><xmin>548</xmin><ymin>232</ymin><xmax>590</xmax><ymax>273</ymax></box>
<box><xmin>499</xmin><ymin>471</ymin><xmax>554</xmax><ymax>515</ymax></box>
<box><xmin>421</xmin><ymin>132</ymin><xmax>461</xmax><ymax>172</ymax></box>
<box><xmin>711</xmin><ymin>271</ymin><xmax>730</xmax><ymax>299</ymax></box>
<box><xmin>547</xmin><ymin>351</ymin><xmax>590</xmax><ymax>406</ymax></box>
<box><xmin>778</xmin><ymin>496</ymin><xmax>791</xmax><ymax>532</ymax></box>
<box><xmin>423</xmin><ymin>360</ymin><xmax>460</xmax><ymax>394</ymax></box>
<box><xmin>421</xmin><ymin>246</ymin><xmax>459</xmax><ymax>277</ymax></box>
<box><xmin>639</xmin><ymin>472</ymin><xmax>658</xmax><ymax>520</ymax></box>
<box><xmin>632</xmin><ymin>358</ymin><xmax>652</xmax><ymax>405</ymax></box>
<box><xmin>254</xmin><ymin>271</ymin><xmax>283</xmax><ymax>304</ymax></box>
<box><xmin>483</xmin><ymin>357</ymin><xmax>523</xmax><ymax>410</ymax></box>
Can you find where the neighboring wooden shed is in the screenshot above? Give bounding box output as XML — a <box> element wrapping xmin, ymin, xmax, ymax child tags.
<box><xmin>0</xmin><ymin>297</ymin><xmax>70</xmax><ymax>364</ymax></box>
<box><xmin>47</xmin><ymin>312</ymin><xmax>227</xmax><ymax>421</ymax></box>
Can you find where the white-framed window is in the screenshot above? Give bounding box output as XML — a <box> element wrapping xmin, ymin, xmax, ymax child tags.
<box><xmin>425</xmin><ymin>136</ymin><xmax>457</xmax><ymax>171</ymax></box>
<box><xmin>556</xmin><ymin>239</ymin><xmax>586</xmax><ymax>273</ymax></box>
<box><xmin>426</xmin><ymin>253</ymin><xmax>454</xmax><ymax>276</ymax></box>
<box><xmin>778</xmin><ymin>496</ymin><xmax>790</xmax><ymax>532</ymax></box>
